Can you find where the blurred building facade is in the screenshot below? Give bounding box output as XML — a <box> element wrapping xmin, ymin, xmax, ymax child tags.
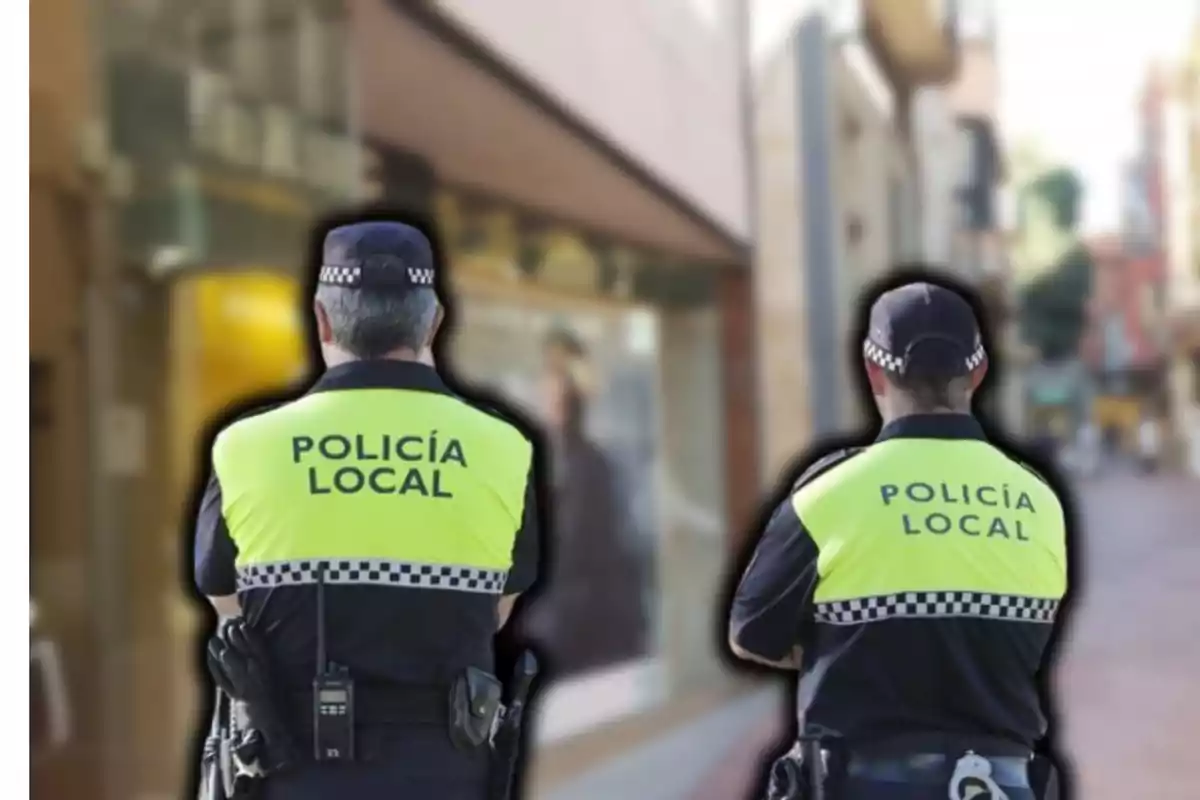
<box><xmin>751</xmin><ymin>0</ymin><xmax>961</xmax><ymax>482</ymax></box>
<box><xmin>30</xmin><ymin>0</ymin><xmax>110</xmax><ymax>797</ymax></box>
<box><xmin>942</xmin><ymin>0</ymin><xmax>1018</xmax><ymax>431</ymax></box>
<box><xmin>352</xmin><ymin>0</ymin><xmax>755</xmax><ymax>768</ymax></box>
<box><xmin>1164</xmin><ymin>28</ymin><xmax>1200</xmax><ymax>475</ymax></box>
<box><xmin>1082</xmin><ymin>234</ymin><xmax>1168</xmax><ymax>449</ymax></box>
<box><xmin>1082</xmin><ymin>69</ymin><xmax>1174</xmax><ymax>451</ymax></box>
<box><xmin>31</xmin><ymin>1</ymin><xmax>755</xmax><ymax>798</ymax></box>
<box><xmin>72</xmin><ymin>1</ymin><xmax>368</xmax><ymax>796</ymax></box>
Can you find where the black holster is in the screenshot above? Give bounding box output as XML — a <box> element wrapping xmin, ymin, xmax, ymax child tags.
<box><xmin>448</xmin><ymin>667</ymin><xmax>504</xmax><ymax>751</ymax></box>
<box><xmin>205</xmin><ymin>619</ymin><xmax>298</xmax><ymax>776</ymax></box>
<box><xmin>765</xmin><ymin>730</ymin><xmax>845</xmax><ymax>800</ymax></box>
<box><xmin>1030</xmin><ymin>755</ymin><xmax>1061</xmax><ymax>800</ymax></box>
<box><xmin>198</xmin><ymin>690</ymin><xmax>267</xmax><ymax>800</ymax></box>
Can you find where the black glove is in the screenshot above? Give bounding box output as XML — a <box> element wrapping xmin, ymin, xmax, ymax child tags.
<box><xmin>205</xmin><ymin>619</ymin><xmax>297</xmax><ymax>771</ymax></box>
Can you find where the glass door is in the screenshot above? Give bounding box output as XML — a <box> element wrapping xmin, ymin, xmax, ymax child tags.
<box><xmin>448</xmin><ymin>288</ymin><xmax>668</xmax><ymax>742</ymax></box>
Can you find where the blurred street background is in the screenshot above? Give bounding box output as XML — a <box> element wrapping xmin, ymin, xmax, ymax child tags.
<box><xmin>27</xmin><ymin>1</ymin><xmax>1200</xmax><ymax>799</ymax></box>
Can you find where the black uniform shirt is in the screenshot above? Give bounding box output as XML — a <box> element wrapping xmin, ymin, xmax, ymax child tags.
<box><xmin>731</xmin><ymin>414</ymin><xmax>1065</xmax><ymax>752</ymax></box>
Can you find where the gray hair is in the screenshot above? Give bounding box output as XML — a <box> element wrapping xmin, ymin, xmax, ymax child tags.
<box><xmin>315</xmin><ymin>285</ymin><xmax>439</xmax><ymax>359</ymax></box>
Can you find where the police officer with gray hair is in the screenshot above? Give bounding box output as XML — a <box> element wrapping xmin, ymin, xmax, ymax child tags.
<box><xmin>729</xmin><ymin>280</ymin><xmax>1070</xmax><ymax>800</ymax></box>
<box><xmin>196</xmin><ymin>220</ymin><xmax>542</xmax><ymax>799</ymax></box>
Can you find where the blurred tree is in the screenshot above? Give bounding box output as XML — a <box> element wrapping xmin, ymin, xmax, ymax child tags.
<box><xmin>1015</xmin><ymin>166</ymin><xmax>1094</xmax><ymax>362</ymax></box>
<box><xmin>1030</xmin><ymin>168</ymin><xmax>1083</xmax><ymax>229</ymax></box>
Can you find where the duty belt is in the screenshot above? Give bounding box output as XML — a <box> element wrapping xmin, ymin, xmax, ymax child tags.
<box><xmin>289</xmin><ymin>684</ymin><xmax>449</xmax><ymax>726</ymax></box>
<box><xmin>853</xmin><ymin>733</ymin><xmax>1031</xmax><ymax>760</ymax></box>
<box><xmin>847</xmin><ymin>752</ymin><xmax>1031</xmax><ymax>787</ymax></box>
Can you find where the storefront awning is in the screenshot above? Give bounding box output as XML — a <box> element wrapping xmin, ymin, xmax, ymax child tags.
<box><xmin>352</xmin><ymin>1</ymin><xmax>746</xmax><ymax>265</ymax></box>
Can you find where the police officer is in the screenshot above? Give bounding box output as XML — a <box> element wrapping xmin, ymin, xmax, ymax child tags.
<box><xmin>193</xmin><ymin>221</ymin><xmax>541</xmax><ymax>799</ymax></box>
<box><xmin>728</xmin><ymin>281</ymin><xmax>1068</xmax><ymax>800</ymax></box>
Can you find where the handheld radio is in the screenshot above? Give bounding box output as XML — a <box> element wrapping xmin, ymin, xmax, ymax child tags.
<box><xmin>312</xmin><ymin>565</ymin><xmax>355</xmax><ymax>761</ymax></box>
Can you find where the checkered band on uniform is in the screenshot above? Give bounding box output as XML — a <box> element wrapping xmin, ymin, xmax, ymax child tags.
<box><xmin>814</xmin><ymin>591</ymin><xmax>1059</xmax><ymax>626</ymax></box>
<box><xmin>319</xmin><ymin>265</ymin><xmax>362</xmax><ymax>286</ymax></box>
<box><xmin>862</xmin><ymin>339</ymin><xmax>987</xmax><ymax>374</ymax></box>
<box><xmin>236</xmin><ymin>558</ymin><xmax>508</xmax><ymax>595</ymax></box>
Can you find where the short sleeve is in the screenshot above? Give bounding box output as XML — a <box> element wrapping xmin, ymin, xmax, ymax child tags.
<box><xmin>729</xmin><ymin>500</ymin><xmax>821</xmax><ymax>662</ymax></box>
<box><xmin>193</xmin><ymin>473</ymin><xmax>239</xmax><ymax>596</ymax></box>
<box><xmin>503</xmin><ymin>468</ymin><xmax>541</xmax><ymax>595</ymax></box>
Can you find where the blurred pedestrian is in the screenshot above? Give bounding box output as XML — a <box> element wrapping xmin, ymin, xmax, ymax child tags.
<box><xmin>1137</xmin><ymin>415</ymin><xmax>1161</xmax><ymax>475</ymax></box>
<box><xmin>193</xmin><ymin>221</ymin><xmax>543</xmax><ymax>799</ymax></box>
<box><xmin>729</xmin><ymin>281</ymin><xmax>1068</xmax><ymax>800</ymax></box>
<box><xmin>522</xmin><ymin>329</ymin><xmax>647</xmax><ymax>677</ymax></box>
<box><xmin>1077</xmin><ymin>421</ymin><xmax>1101</xmax><ymax>477</ymax></box>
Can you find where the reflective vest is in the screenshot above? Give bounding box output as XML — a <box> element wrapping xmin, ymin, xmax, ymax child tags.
<box><xmin>795</xmin><ymin>437</ymin><xmax>1067</xmax><ymax>620</ymax></box>
<box><xmin>213</xmin><ymin>388</ymin><xmax>532</xmax><ymax>594</ymax></box>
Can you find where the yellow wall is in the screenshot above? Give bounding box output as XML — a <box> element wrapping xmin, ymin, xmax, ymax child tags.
<box><xmin>168</xmin><ymin>271</ymin><xmax>308</xmax><ymax>487</ymax></box>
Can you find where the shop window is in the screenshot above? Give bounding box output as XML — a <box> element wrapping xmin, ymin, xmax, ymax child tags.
<box><xmin>193</xmin><ymin>0</ymin><xmax>235</xmax><ymax>75</ymax></box>
<box><xmin>231</xmin><ymin>0</ymin><xmax>268</xmax><ymax>96</ymax></box>
<box><xmin>297</xmin><ymin>1</ymin><xmax>349</xmax><ymax>125</ymax></box>
<box><xmin>111</xmin><ymin>0</ymin><xmax>190</xmax><ymax>54</ymax></box>
<box><xmin>262</xmin><ymin>0</ymin><xmax>299</xmax><ymax>107</ymax></box>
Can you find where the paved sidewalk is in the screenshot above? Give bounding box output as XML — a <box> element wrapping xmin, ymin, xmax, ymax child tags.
<box><xmin>534</xmin><ymin>687</ymin><xmax>782</xmax><ymax>800</ymax></box>
<box><xmin>685</xmin><ymin>716</ymin><xmax>784</xmax><ymax>800</ymax></box>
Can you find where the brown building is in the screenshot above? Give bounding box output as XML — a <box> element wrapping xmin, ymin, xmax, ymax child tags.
<box><xmin>30</xmin><ymin>0</ymin><xmax>113</xmax><ymax>797</ymax></box>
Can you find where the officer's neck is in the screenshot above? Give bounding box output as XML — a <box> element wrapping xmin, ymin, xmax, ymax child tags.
<box><xmin>322</xmin><ymin>345</ymin><xmax>428</xmax><ymax>368</ymax></box>
<box><xmin>879</xmin><ymin>398</ymin><xmax>972</xmax><ymax>426</ymax></box>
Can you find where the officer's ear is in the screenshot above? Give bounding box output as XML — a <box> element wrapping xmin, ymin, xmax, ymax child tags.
<box><xmin>968</xmin><ymin>358</ymin><xmax>988</xmax><ymax>391</ymax></box>
<box><xmin>865</xmin><ymin>360</ymin><xmax>888</xmax><ymax>396</ymax></box>
<box><xmin>313</xmin><ymin>299</ymin><xmax>334</xmax><ymax>344</ymax></box>
<box><xmin>428</xmin><ymin>301</ymin><xmax>445</xmax><ymax>346</ymax></box>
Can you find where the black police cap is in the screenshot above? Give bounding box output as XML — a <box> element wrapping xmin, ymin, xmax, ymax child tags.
<box><xmin>863</xmin><ymin>282</ymin><xmax>986</xmax><ymax>379</ymax></box>
<box><xmin>318</xmin><ymin>221</ymin><xmax>436</xmax><ymax>291</ymax></box>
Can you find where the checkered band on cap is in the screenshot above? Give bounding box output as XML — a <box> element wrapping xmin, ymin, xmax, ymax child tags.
<box><xmin>405</xmin><ymin>267</ymin><xmax>435</xmax><ymax>285</ymax></box>
<box><xmin>236</xmin><ymin>559</ymin><xmax>508</xmax><ymax>594</ymax></box>
<box><xmin>318</xmin><ymin>264</ymin><xmax>436</xmax><ymax>288</ymax></box>
<box><xmin>862</xmin><ymin>340</ymin><xmax>904</xmax><ymax>372</ymax></box>
<box><xmin>814</xmin><ymin>591</ymin><xmax>1059</xmax><ymax>626</ymax></box>
<box><xmin>319</xmin><ymin>265</ymin><xmax>362</xmax><ymax>286</ymax></box>
<box><xmin>964</xmin><ymin>342</ymin><xmax>987</xmax><ymax>370</ymax></box>
<box><xmin>862</xmin><ymin>339</ymin><xmax>987</xmax><ymax>374</ymax></box>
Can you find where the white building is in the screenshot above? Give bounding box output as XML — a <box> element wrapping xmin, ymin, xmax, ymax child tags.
<box><xmin>752</xmin><ymin>0</ymin><xmax>961</xmax><ymax>475</ymax></box>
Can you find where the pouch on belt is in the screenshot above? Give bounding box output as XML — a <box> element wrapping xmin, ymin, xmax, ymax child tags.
<box><xmin>448</xmin><ymin>667</ymin><xmax>503</xmax><ymax>750</ymax></box>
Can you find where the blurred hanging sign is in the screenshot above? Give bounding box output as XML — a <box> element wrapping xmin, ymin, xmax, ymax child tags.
<box><xmin>437</xmin><ymin>192</ymin><xmax>520</xmax><ymax>285</ymax></box>
<box><xmin>435</xmin><ymin>191</ymin><xmax>689</xmax><ymax>303</ymax></box>
<box><xmin>535</xmin><ymin>230</ymin><xmax>601</xmax><ymax>294</ymax></box>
